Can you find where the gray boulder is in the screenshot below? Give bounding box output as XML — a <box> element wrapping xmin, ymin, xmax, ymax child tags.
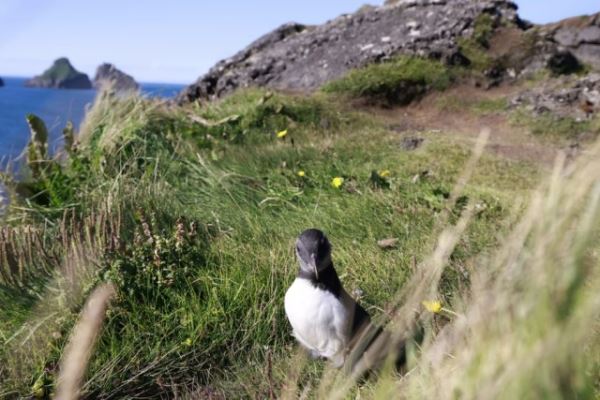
<box><xmin>94</xmin><ymin>63</ymin><xmax>139</xmax><ymax>91</ymax></box>
<box><xmin>25</xmin><ymin>58</ymin><xmax>92</xmax><ymax>89</ymax></box>
<box><xmin>544</xmin><ymin>14</ymin><xmax>600</xmax><ymax>70</ymax></box>
<box><xmin>178</xmin><ymin>0</ymin><xmax>523</xmax><ymax>103</ymax></box>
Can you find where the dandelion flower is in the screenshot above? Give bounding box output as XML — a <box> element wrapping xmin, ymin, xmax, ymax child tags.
<box><xmin>331</xmin><ymin>177</ymin><xmax>344</xmax><ymax>189</ymax></box>
<box><xmin>276</xmin><ymin>129</ymin><xmax>288</xmax><ymax>139</ymax></box>
<box><xmin>378</xmin><ymin>169</ymin><xmax>391</xmax><ymax>178</ymax></box>
<box><xmin>297</xmin><ymin>170</ymin><xmax>306</xmax><ymax>177</ymax></box>
<box><xmin>422</xmin><ymin>300</ymin><xmax>442</xmax><ymax>314</ymax></box>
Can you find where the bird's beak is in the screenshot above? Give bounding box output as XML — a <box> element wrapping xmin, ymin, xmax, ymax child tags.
<box><xmin>311</xmin><ymin>254</ymin><xmax>319</xmax><ymax>280</ymax></box>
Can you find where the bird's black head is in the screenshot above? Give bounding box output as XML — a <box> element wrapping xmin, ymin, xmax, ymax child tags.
<box><xmin>296</xmin><ymin>229</ymin><xmax>332</xmax><ymax>278</ymax></box>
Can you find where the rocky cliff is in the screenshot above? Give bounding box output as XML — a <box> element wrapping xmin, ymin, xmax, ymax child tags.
<box><xmin>94</xmin><ymin>63</ymin><xmax>139</xmax><ymax>91</ymax></box>
<box><xmin>178</xmin><ymin>0</ymin><xmax>600</xmax><ymax>104</ymax></box>
<box><xmin>0</xmin><ymin>77</ymin><xmax>4</xmax><ymax>87</ymax></box>
<box><xmin>25</xmin><ymin>58</ymin><xmax>92</xmax><ymax>89</ymax></box>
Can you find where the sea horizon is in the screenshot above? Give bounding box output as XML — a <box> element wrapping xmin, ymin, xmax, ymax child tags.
<box><xmin>0</xmin><ymin>77</ymin><xmax>186</xmax><ymax>169</ymax></box>
<box><xmin>1</xmin><ymin>74</ymin><xmax>193</xmax><ymax>86</ymax></box>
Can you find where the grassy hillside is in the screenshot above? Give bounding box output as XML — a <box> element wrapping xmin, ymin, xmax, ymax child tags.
<box><xmin>1</xmin><ymin>79</ymin><xmax>599</xmax><ymax>399</ymax></box>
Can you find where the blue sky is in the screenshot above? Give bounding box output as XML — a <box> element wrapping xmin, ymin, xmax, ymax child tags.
<box><xmin>0</xmin><ymin>0</ymin><xmax>598</xmax><ymax>83</ymax></box>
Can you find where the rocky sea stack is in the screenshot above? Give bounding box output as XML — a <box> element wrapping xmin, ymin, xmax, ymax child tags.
<box><xmin>94</xmin><ymin>63</ymin><xmax>139</xmax><ymax>91</ymax></box>
<box><xmin>25</xmin><ymin>57</ymin><xmax>92</xmax><ymax>89</ymax></box>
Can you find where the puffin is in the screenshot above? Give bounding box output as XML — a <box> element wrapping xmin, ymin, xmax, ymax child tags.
<box><xmin>284</xmin><ymin>229</ymin><xmax>374</xmax><ymax>368</ymax></box>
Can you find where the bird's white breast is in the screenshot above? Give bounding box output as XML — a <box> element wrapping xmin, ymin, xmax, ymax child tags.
<box><xmin>284</xmin><ymin>278</ymin><xmax>351</xmax><ymax>366</ymax></box>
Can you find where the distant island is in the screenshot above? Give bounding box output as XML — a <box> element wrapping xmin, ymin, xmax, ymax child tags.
<box><xmin>94</xmin><ymin>63</ymin><xmax>138</xmax><ymax>91</ymax></box>
<box><xmin>25</xmin><ymin>57</ymin><xmax>92</xmax><ymax>89</ymax></box>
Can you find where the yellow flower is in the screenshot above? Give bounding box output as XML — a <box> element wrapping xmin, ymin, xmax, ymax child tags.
<box><xmin>183</xmin><ymin>338</ymin><xmax>193</xmax><ymax>347</ymax></box>
<box><xmin>32</xmin><ymin>375</ymin><xmax>45</xmax><ymax>399</ymax></box>
<box><xmin>422</xmin><ymin>300</ymin><xmax>443</xmax><ymax>314</ymax></box>
<box><xmin>297</xmin><ymin>170</ymin><xmax>306</xmax><ymax>177</ymax></box>
<box><xmin>378</xmin><ymin>169</ymin><xmax>391</xmax><ymax>178</ymax></box>
<box><xmin>276</xmin><ymin>129</ymin><xmax>288</xmax><ymax>139</ymax></box>
<box><xmin>331</xmin><ymin>177</ymin><xmax>344</xmax><ymax>189</ymax></box>
<box><xmin>33</xmin><ymin>387</ymin><xmax>45</xmax><ymax>399</ymax></box>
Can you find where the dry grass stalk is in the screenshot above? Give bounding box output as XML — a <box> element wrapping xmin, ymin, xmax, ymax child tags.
<box><xmin>55</xmin><ymin>283</ymin><xmax>115</xmax><ymax>400</ymax></box>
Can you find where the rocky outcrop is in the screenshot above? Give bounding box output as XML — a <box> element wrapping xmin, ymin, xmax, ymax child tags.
<box><xmin>510</xmin><ymin>15</ymin><xmax>600</xmax><ymax>120</ymax></box>
<box><xmin>511</xmin><ymin>74</ymin><xmax>600</xmax><ymax>119</ymax></box>
<box><xmin>179</xmin><ymin>0</ymin><xmax>600</xmax><ymax>105</ymax></box>
<box><xmin>93</xmin><ymin>63</ymin><xmax>139</xmax><ymax>91</ymax></box>
<box><xmin>25</xmin><ymin>58</ymin><xmax>92</xmax><ymax>89</ymax></box>
<box><xmin>178</xmin><ymin>0</ymin><xmax>524</xmax><ymax>103</ymax></box>
<box><xmin>0</xmin><ymin>77</ymin><xmax>4</xmax><ymax>87</ymax></box>
<box><xmin>541</xmin><ymin>14</ymin><xmax>600</xmax><ymax>70</ymax></box>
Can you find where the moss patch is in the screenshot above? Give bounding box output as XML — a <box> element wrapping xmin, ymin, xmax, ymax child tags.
<box><xmin>457</xmin><ymin>13</ymin><xmax>497</xmax><ymax>72</ymax></box>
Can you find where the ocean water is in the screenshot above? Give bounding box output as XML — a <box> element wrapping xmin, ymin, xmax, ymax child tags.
<box><xmin>0</xmin><ymin>77</ymin><xmax>185</xmax><ymax>168</ymax></box>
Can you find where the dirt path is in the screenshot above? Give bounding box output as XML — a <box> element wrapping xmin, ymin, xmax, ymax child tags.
<box><xmin>368</xmin><ymin>84</ymin><xmax>568</xmax><ymax>167</ymax></box>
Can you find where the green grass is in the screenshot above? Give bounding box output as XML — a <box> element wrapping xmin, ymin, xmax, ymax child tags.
<box><xmin>471</xmin><ymin>13</ymin><xmax>495</xmax><ymax>48</ymax></box>
<box><xmin>2</xmin><ymin>87</ymin><xmax>599</xmax><ymax>399</ymax></box>
<box><xmin>322</xmin><ymin>56</ymin><xmax>453</xmax><ymax>105</ymax></box>
<box><xmin>457</xmin><ymin>13</ymin><xmax>497</xmax><ymax>72</ymax></box>
<box><xmin>511</xmin><ymin>108</ymin><xmax>600</xmax><ymax>139</ymax></box>
<box><xmin>436</xmin><ymin>95</ymin><xmax>508</xmax><ymax>116</ymax></box>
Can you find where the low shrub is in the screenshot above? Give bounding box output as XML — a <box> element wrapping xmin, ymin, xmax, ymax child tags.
<box><xmin>322</xmin><ymin>56</ymin><xmax>453</xmax><ymax>105</ymax></box>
